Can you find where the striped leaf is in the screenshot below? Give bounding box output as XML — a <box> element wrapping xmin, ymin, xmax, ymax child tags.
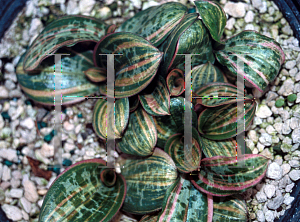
<box><xmin>194</xmin><ymin>0</ymin><xmax>226</xmax><ymax>43</ymax></box>
<box><xmin>92</xmin><ymin>97</ymin><xmax>129</xmax><ymax>140</ymax></box>
<box><xmin>140</xmin><ymin>215</ymin><xmax>159</xmax><ymax>222</ymax></box>
<box><xmin>16</xmin><ymin>49</ymin><xmax>99</xmax><ymax>106</ymax></box>
<box><xmin>194</xmin><ymin>82</ymin><xmax>253</xmax><ymax>107</ymax></box>
<box><xmin>23</xmin><ymin>15</ymin><xmax>107</xmax><ymax>72</ymax></box>
<box><xmin>191</xmin><ymin>154</ymin><xmax>269</xmax><ymax>196</ymax></box>
<box><xmin>94</xmin><ymin>32</ymin><xmax>163</xmax><ymax>98</ymax></box>
<box><xmin>201</xmin><ymin>137</ymin><xmax>252</xmax><ymax>158</ymax></box>
<box><xmin>213</xmin><ymin>196</ymin><xmax>248</xmax><ymax>222</ymax></box>
<box><xmin>154</xmin><ymin>97</ymin><xmax>197</xmax><ymax>148</ymax></box>
<box><xmin>166</xmin><ymin>69</ymin><xmax>185</xmax><ymax>96</ymax></box>
<box><xmin>191</xmin><ymin>62</ymin><xmax>227</xmax><ymax>94</ymax></box>
<box><xmin>116</xmin><ymin>2</ymin><xmax>187</xmax><ymax>47</ymax></box>
<box><xmin>164</xmin><ymin>128</ymin><xmax>202</xmax><ymax>173</ymax></box>
<box><xmin>158</xmin><ymin>13</ymin><xmax>215</xmax><ymax>77</ymax></box>
<box><xmin>215</xmin><ymin>30</ymin><xmax>285</xmax><ymax>92</ymax></box>
<box><xmin>129</xmin><ymin>95</ymin><xmax>139</xmax><ymax>112</ymax></box>
<box><xmin>198</xmin><ymin>101</ymin><xmax>256</xmax><ymax>140</ymax></box>
<box><xmin>84</xmin><ymin>67</ymin><xmax>106</xmax><ymax>82</ymax></box>
<box><xmin>139</xmin><ymin>76</ymin><xmax>170</xmax><ymax>116</ymax></box>
<box><xmin>117</xmin><ymin>107</ymin><xmax>157</xmax><ymax>156</ymax></box>
<box><xmin>157</xmin><ymin>176</ymin><xmax>213</xmax><ymax>222</ymax></box>
<box><xmin>118</xmin><ymin>148</ymin><xmax>178</xmax><ymax>214</ymax></box>
<box><xmin>39</xmin><ymin>159</ymin><xmax>126</xmax><ymax>222</ymax></box>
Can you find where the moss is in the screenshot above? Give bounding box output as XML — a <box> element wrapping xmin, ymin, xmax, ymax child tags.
<box><xmin>287</xmin><ymin>94</ymin><xmax>297</xmax><ymax>103</ymax></box>
<box><xmin>275</xmin><ymin>98</ymin><xmax>285</xmax><ymax>108</ymax></box>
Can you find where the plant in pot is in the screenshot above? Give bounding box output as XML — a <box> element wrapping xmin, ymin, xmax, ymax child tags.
<box><xmin>15</xmin><ymin>0</ymin><xmax>285</xmax><ymax>221</ymax></box>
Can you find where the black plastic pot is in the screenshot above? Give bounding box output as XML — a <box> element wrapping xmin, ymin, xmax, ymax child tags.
<box><xmin>0</xmin><ymin>0</ymin><xmax>300</xmax><ymax>221</ymax></box>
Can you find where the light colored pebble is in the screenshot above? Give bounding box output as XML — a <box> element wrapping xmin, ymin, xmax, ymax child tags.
<box><xmin>256</xmin><ymin>210</ymin><xmax>265</xmax><ymax>222</ymax></box>
<box><xmin>286</xmin><ymin>183</ymin><xmax>294</xmax><ymax>192</ymax></box>
<box><xmin>292</xmin><ymin>128</ymin><xmax>300</xmax><ymax>144</ymax></box>
<box><xmin>23</xmin><ymin>180</ymin><xmax>39</xmax><ymax>203</ymax></box>
<box><xmin>256</xmin><ymin>191</ymin><xmax>267</xmax><ymax>203</ymax></box>
<box><xmin>0</xmin><ymin>86</ymin><xmax>9</xmax><ymax>99</ymax></box>
<box><xmin>20</xmin><ymin>117</ymin><xmax>35</xmax><ymax>130</ymax></box>
<box><xmin>225</xmin><ymin>17</ymin><xmax>235</xmax><ymax>30</ymax></box>
<box><xmin>266</xmin><ymin>162</ymin><xmax>282</xmax><ymax>180</ymax></box>
<box><xmin>289</xmin><ymin>169</ymin><xmax>300</xmax><ymax>181</ymax></box>
<box><xmin>63</xmin><ymin>121</ymin><xmax>74</xmax><ymax>131</ymax></box>
<box><xmin>2</xmin><ymin>165</ymin><xmax>11</xmax><ymax>181</ymax></box>
<box><xmin>281</xmin><ymin>163</ymin><xmax>291</xmax><ymax>175</ymax></box>
<box><xmin>22</xmin><ymin>210</ymin><xmax>29</xmax><ymax>221</ymax></box>
<box><xmin>265</xmin><ymin>210</ymin><xmax>275</xmax><ymax>221</ymax></box>
<box><xmin>1</xmin><ymin>204</ymin><xmax>23</xmax><ymax>221</ymax></box>
<box><xmin>245</xmin><ymin>10</ymin><xmax>254</xmax><ymax>23</ymax></box>
<box><xmin>9</xmin><ymin>188</ymin><xmax>23</xmax><ymax>198</ymax></box>
<box><xmin>264</xmin><ymin>184</ymin><xmax>275</xmax><ymax>198</ymax></box>
<box><xmin>0</xmin><ymin>148</ymin><xmax>18</xmax><ymax>162</ymax></box>
<box><xmin>256</xmin><ymin>104</ymin><xmax>272</xmax><ymax>118</ymax></box>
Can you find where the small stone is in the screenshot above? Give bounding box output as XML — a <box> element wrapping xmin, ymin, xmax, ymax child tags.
<box><xmin>285</xmin><ymin>183</ymin><xmax>294</xmax><ymax>192</ymax></box>
<box><xmin>278</xmin><ymin>78</ymin><xmax>295</xmax><ymax>96</ymax></box>
<box><xmin>273</xmin><ymin>122</ymin><xmax>283</xmax><ymax>134</ymax></box>
<box><xmin>29</xmin><ymin>18</ymin><xmax>43</xmax><ymax>37</ymax></box>
<box><xmin>63</xmin><ymin>121</ymin><xmax>74</xmax><ymax>131</ymax></box>
<box><xmin>274</xmin><ymin>155</ymin><xmax>283</xmax><ymax>165</ymax></box>
<box><xmin>289</xmin><ymin>169</ymin><xmax>300</xmax><ymax>181</ymax></box>
<box><xmin>282</xmin><ymin>122</ymin><xmax>292</xmax><ymax>134</ymax></box>
<box><xmin>224</xmin><ymin>2</ymin><xmax>246</xmax><ymax>18</ymax></box>
<box><xmin>142</xmin><ymin>0</ymin><xmax>159</xmax><ymax>10</ymax></box>
<box><xmin>4</xmin><ymin>80</ymin><xmax>16</xmax><ymax>90</ymax></box>
<box><xmin>248</xmin><ymin>130</ymin><xmax>259</xmax><ymax>142</ymax></box>
<box><xmin>256</xmin><ymin>191</ymin><xmax>267</xmax><ymax>203</ymax></box>
<box><xmin>281</xmin><ymin>143</ymin><xmax>292</xmax><ymax>153</ymax></box>
<box><xmin>260</xmin><ymin>148</ymin><xmax>273</xmax><ymax>159</ymax></box>
<box><xmin>0</xmin><ymin>86</ymin><xmax>9</xmax><ymax>99</ymax></box>
<box><xmin>225</xmin><ymin>17</ymin><xmax>235</xmax><ymax>30</ymax></box>
<box><xmin>266</xmin><ymin>162</ymin><xmax>282</xmax><ymax>180</ymax></box>
<box><xmin>292</xmin><ymin>128</ymin><xmax>300</xmax><ymax>144</ymax></box>
<box><xmin>79</xmin><ymin>0</ymin><xmax>95</xmax><ymax>15</ymax></box>
<box><xmin>256</xmin><ymin>210</ymin><xmax>265</xmax><ymax>222</ymax></box>
<box><xmin>40</xmin><ymin>143</ymin><xmax>54</xmax><ymax>158</ymax></box>
<box><xmin>20</xmin><ymin>117</ymin><xmax>35</xmax><ymax>130</ymax></box>
<box><xmin>0</xmin><ymin>148</ymin><xmax>18</xmax><ymax>162</ymax></box>
<box><xmin>256</xmin><ymin>104</ymin><xmax>272</xmax><ymax>118</ymax></box>
<box><xmin>284</xmin><ymin>194</ymin><xmax>295</xmax><ymax>205</ymax></box>
<box><xmin>245</xmin><ymin>10</ymin><xmax>254</xmax><ymax>23</ymax></box>
<box><xmin>23</xmin><ymin>180</ymin><xmax>39</xmax><ymax>203</ymax></box>
<box><xmin>264</xmin><ymin>184</ymin><xmax>276</xmax><ymax>198</ymax></box>
<box><xmin>9</xmin><ymin>188</ymin><xmax>23</xmax><ymax>198</ymax></box>
<box><xmin>281</xmin><ymin>163</ymin><xmax>291</xmax><ymax>175</ymax></box>
<box><xmin>259</xmin><ymin>133</ymin><xmax>272</xmax><ymax>146</ymax></box>
<box><xmin>1</xmin><ymin>204</ymin><xmax>23</xmax><ymax>221</ymax></box>
<box><xmin>285</xmin><ymin>60</ymin><xmax>296</xmax><ymax>70</ymax></box>
<box><xmin>265</xmin><ymin>210</ymin><xmax>275</xmax><ymax>221</ymax></box>
<box><xmin>4</xmin><ymin>63</ymin><xmax>14</xmax><ymax>73</ymax></box>
<box><xmin>21</xmin><ymin>210</ymin><xmax>29</xmax><ymax>221</ymax></box>
<box><xmin>20</xmin><ymin>197</ymin><xmax>31</xmax><ymax>213</ymax></box>
<box><xmin>289</xmin><ymin>160</ymin><xmax>300</xmax><ymax>167</ymax></box>
<box><xmin>266</xmin><ymin>125</ymin><xmax>276</xmax><ymax>135</ymax></box>
<box><xmin>252</xmin><ymin>0</ymin><xmax>262</xmax><ymax>9</ymax></box>
<box><xmin>2</xmin><ymin>165</ymin><xmax>11</xmax><ymax>181</ymax></box>
<box><xmin>267</xmin><ymin>196</ymin><xmax>284</xmax><ymax>210</ymax></box>
<box><xmin>290</xmin><ymin>117</ymin><xmax>300</xmax><ymax>129</ymax></box>
<box><xmin>37</xmin><ymin>189</ymin><xmax>48</xmax><ymax>196</ymax></box>
<box><xmin>10</xmin><ymin>178</ymin><xmax>21</xmax><ymax>188</ymax></box>
<box><xmin>282</xmin><ymin>25</ymin><xmax>293</xmax><ymax>35</ymax></box>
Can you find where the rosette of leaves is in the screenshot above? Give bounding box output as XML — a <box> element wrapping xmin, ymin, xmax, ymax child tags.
<box><xmin>15</xmin><ymin>1</ymin><xmax>285</xmax><ymax>222</ymax></box>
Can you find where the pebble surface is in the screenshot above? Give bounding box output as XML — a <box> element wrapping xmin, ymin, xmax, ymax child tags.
<box><xmin>0</xmin><ymin>0</ymin><xmax>299</xmax><ymax>221</ymax></box>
